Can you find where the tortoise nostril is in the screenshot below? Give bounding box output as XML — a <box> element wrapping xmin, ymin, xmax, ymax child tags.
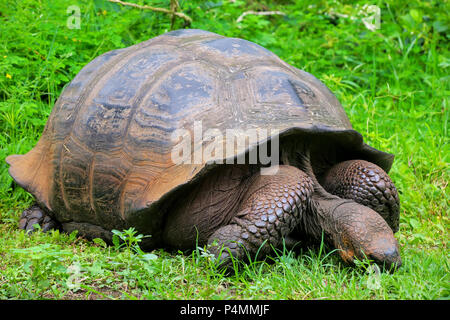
<box><xmin>368</xmin><ymin>242</ymin><xmax>402</xmax><ymax>271</ymax></box>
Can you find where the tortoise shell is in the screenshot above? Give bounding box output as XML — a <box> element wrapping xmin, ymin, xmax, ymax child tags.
<box><xmin>6</xmin><ymin>29</ymin><xmax>394</xmax><ymax>237</ymax></box>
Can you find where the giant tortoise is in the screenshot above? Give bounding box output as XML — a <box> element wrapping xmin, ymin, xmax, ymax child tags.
<box><xmin>6</xmin><ymin>29</ymin><xmax>401</xmax><ymax>270</ymax></box>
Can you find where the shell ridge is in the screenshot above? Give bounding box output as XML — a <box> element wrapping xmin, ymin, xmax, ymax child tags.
<box><xmin>88</xmin><ymin>153</ymin><xmax>96</xmax><ymax>215</ymax></box>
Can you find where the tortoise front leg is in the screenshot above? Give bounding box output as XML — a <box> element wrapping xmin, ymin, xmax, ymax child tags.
<box><xmin>320</xmin><ymin>160</ymin><xmax>400</xmax><ymax>232</ymax></box>
<box><xmin>207</xmin><ymin>165</ymin><xmax>314</xmax><ymax>269</ymax></box>
<box><xmin>19</xmin><ymin>204</ymin><xmax>60</xmax><ymax>233</ymax></box>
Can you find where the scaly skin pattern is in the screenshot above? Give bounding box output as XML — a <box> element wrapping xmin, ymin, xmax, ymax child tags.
<box><xmin>207</xmin><ymin>166</ymin><xmax>314</xmax><ymax>265</ymax></box>
<box><xmin>321</xmin><ymin>160</ymin><xmax>400</xmax><ymax>232</ymax></box>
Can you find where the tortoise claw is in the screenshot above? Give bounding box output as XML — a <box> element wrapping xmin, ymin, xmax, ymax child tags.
<box><xmin>19</xmin><ymin>204</ymin><xmax>59</xmax><ymax>233</ymax></box>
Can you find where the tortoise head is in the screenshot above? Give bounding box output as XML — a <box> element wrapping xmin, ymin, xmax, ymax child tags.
<box><xmin>320</xmin><ymin>199</ymin><xmax>402</xmax><ymax>271</ymax></box>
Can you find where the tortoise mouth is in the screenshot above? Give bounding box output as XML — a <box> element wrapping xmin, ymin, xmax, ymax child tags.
<box><xmin>335</xmin><ymin>231</ymin><xmax>402</xmax><ymax>271</ymax></box>
<box><xmin>314</xmin><ymin>198</ymin><xmax>402</xmax><ymax>271</ymax></box>
<box><xmin>363</xmin><ymin>238</ymin><xmax>402</xmax><ymax>271</ymax></box>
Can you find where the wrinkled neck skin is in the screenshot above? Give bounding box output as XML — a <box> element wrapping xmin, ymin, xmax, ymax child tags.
<box><xmin>280</xmin><ymin>137</ymin><xmax>336</xmax><ymax>240</ymax></box>
<box><xmin>281</xmin><ymin>138</ymin><xmax>401</xmax><ymax>269</ymax></box>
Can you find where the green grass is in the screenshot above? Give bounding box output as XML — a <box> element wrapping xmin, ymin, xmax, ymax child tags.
<box><xmin>0</xmin><ymin>0</ymin><xmax>448</xmax><ymax>299</ymax></box>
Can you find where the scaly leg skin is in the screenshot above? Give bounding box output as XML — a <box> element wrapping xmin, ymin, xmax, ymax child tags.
<box><xmin>207</xmin><ymin>165</ymin><xmax>314</xmax><ymax>270</ymax></box>
<box><xmin>19</xmin><ymin>204</ymin><xmax>60</xmax><ymax>233</ymax></box>
<box><xmin>321</xmin><ymin>160</ymin><xmax>400</xmax><ymax>232</ymax></box>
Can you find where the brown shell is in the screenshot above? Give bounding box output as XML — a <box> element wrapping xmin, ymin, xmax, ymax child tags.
<box><xmin>6</xmin><ymin>29</ymin><xmax>394</xmax><ymax>233</ymax></box>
